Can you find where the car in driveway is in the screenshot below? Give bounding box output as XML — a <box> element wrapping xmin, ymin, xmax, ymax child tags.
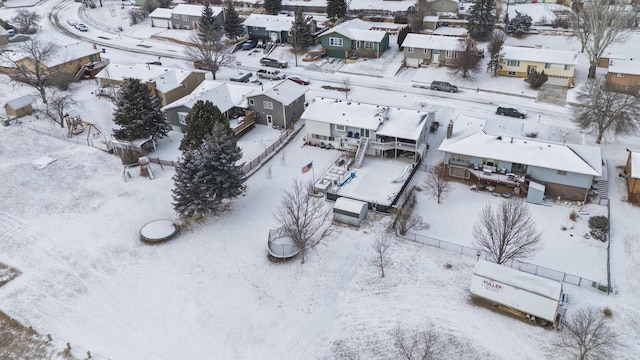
<box><xmin>430</xmin><ymin>81</ymin><xmax>458</xmax><ymax>92</ymax></box>
<box><xmin>288</xmin><ymin>77</ymin><xmax>310</xmax><ymax>85</ymax></box>
<box><xmin>77</xmin><ymin>23</ymin><xmax>88</xmax><ymax>32</ymax></box>
<box><xmin>260</xmin><ymin>57</ymin><xmax>288</xmax><ymax>68</ymax></box>
<box><xmin>241</xmin><ymin>39</ymin><xmax>256</xmax><ymax>50</ymax></box>
<box><xmin>496</xmin><ymin>105</ymin><xmax>527</xmax><ymax>119</ymax></box>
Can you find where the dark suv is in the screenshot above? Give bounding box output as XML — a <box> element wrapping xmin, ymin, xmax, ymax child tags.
<box><xmin>430</xmin><ymin>81</ymin><xmax>458</xmax><ymax>92</ymax></box>
<box><xmin>496</xmin><ymin>106</ymin><xmax>527</xmax><ymax>119</ymax></box>
<box><xmin>260</xmin><ymin>57</ymin><xmax>288</xmax><ymax>68</ymax></box>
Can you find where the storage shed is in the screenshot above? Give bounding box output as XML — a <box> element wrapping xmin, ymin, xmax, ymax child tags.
<box><xmin>626</xmin><ymin>149</ymin><xmax>640</xmax><ymax>205</ymax></box>
<box><xmin>527</xmin><ymin>181</ymin><xmax>545</xmax><ymax>205</ymax></box>
<box><xmin>333</xmin><ymin>197</ymin><xmax>368</xmax><ymax>227</ymax></box>
<box><xmin>4</xmin><ymin>95</ymin><xmax>35</xmax><ymax>118</ymax></box>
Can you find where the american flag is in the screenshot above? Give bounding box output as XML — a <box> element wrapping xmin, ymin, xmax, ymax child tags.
<box><xmin>301</xmin><ymin>162</ymin><xmax>313</xmax><ymax>174</ymax></box>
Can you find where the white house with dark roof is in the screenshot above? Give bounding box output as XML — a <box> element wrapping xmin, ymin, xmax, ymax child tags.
<box><xmin>498</xmin><ymin>46</ymin><xmax>579</xmax><ymax>87</ymax></box>
<box><xmin>439</xmin><ymin>116</ymin><xmax>602</xmax><ymax>201</ymax></box>
<box><xmin>162</xmin><ymin>80</ymin><xmax>258</xmax><ymax>132</ymax></box>
<box><xmin>149</xmin><ymin>4</ymin><xmax>224</xmax><ymax>30</ymax></box>
<box><xmin>243</xmin><ymin>14</ymin><xmax>295</xmax><ymax>43</ymax></box>
<box><xmin>96</xmin><ymin>63</ymin><xmax>206</xmax><ymax>106</ymax></box>
<box><xmin>303</xmin><ymin>97</ymin><xmax>435</xmax><ymax>167</ymax></box>
<box><xmin>246</xmin><ymin>79</ymin><xmax>308</xmax><ymax>129</ymax></box>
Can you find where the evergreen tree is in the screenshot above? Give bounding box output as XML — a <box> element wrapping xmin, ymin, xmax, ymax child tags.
<box><xmin>506</xmin><ymin>11</ymin><xmax>532</xmax><ymax>36</ymax></box>
<box><xmin>223</xmin><ymin>2</ymin><xmax>244</xmax><ymax>40</ymax></box>
<box><xmin>264</xmin><ymin>0</ymin><xmax>282</xmax><ymax>15</ymax></box>
<box><xmin>198</xmin><ymin>0</ymin><xmax>222</xmax><ymax>44</ymax></box>
<box><xmin>326</xmin><ymin>0</ymin><xmax>347</xmax><ymax>22</ymax></box>
<box><xmin>397</xmin><ymin>25</ymin><xmax>412</xmax><ymax>48</ymax></box>
<box><xmin>466</xmin><ymin>0</ymin><xmax>496</xmax><ymax>41</ymax></box>
<box><xmin>486</xmin><ymin>30</ymin><xmax>505</xmax><ymax>77</ymax></box>
<box><xmin>291</xmin><ymin>9</ymin><xmax>313</xmax><ymax>51</ymax></box>
<box><xmin>112</xmin><ymin>78</ymin><xmax>170</xmax><ymax>141</ymax></box>
<box><xmin>525</xmin><ymin>69</ymin><xmax>548</xmax><ymax>89</ymax></box>
<box><xmin>179</xmin><ymin>100</ymin><xmax>226</xmax><ymax>152</ymax></box>
<box><xmin>172</xmin><ymin>149</ymin><xmax>209</xmax><ymax>218</ymax></box>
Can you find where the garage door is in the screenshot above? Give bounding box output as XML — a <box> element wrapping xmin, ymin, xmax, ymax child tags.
<box><xmin>406</xmin><ymin>57</ymin><xmax>420</xmax><ymax>68</ymax></box>
<box><xmin>152</xmin><ymin>18</ymin><xmax>169</xmax><ymax>28</ymax></box>
<box><xmin>545</xmin><ymin>75</ymin><xmax>569</xmax><ymax>87</ymax></box>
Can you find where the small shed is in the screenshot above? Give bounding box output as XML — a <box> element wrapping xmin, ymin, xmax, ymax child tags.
<box><xmin>4</xmin><ymin>95</ymin><xmax>35</xmax><ymax>118</ymax></box>
<box><xmin>333</xmin><ymin>197</ymin><xmax>368</xmax><ymax>227</ymax></box>
<box><xmin>527</xmin><ymin>181</ymin><xmax>545</xmax><ymax>205</ymax></box>
<box><xmin>626</xmin><ymin>149</ymin><xmax>640</xmax><ymax>204</ymax></box>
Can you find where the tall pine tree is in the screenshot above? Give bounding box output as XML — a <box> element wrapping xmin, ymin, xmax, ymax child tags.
<box><xmin>326</xmin><ymin>0</ymin><xmax>347</xmax><ymax>22</ymax></box>
<box><xmin>172</xmin><ymin>149</ymin><xmax>209</xmax><ymax>219</ymax></box>
<box><xmin>466</xmin><ymin>0</ymin><xmax>496</xmax><ymax>41</ymax></box>
<box><xmin>179</xmin><ymin>100</ymin><xmax>226</xmax><ymax>152</ymax></box>
<box><xmin>264</xmin><ymin>0</ymin><xmax>282</xmax><ymax>15</ymax></box>
<box><xmin>223</xmin><ymin>2</ymin><xmax>244</xmax><ymax>40</ymax></box>
<box><xmin>291</xmin><ymin>9</ymin><xmax>313</xmax><ymax>51</ymax></box>
<box><xmin>112</xmin><ymin>78</ymin><xmax>170</xmax><ymax>141</ymax></box>
<box><xmin>198</xmin><ymin>0</ymin><xmax>222</xmax><ymax>44</ymax></box>
<box><xmin>397</xmin><ymin>25</ymin><xmax>412</xmax><ymax>48</ymax></box>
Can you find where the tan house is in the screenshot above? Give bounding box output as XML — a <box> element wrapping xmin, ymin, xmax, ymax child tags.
<box><xmin>626</xmin><ymin>149</ymin><xmax>640</xmax><ymax>205</ymax></box>
<box><xmin>402</xmin><ymin>33</ymin><xmax>467</xmax><ymax>68</ymax></box>
<box><xmin>498</xmin><ymin>46</ymin><xmax>579</xmax><ymax>88</ymax></box>
<box><xmin>4</xmin><ymin>95</ymin><xmax>35</xmax><ymax>118</ymax></box>
<box><xmin>12</xmin><ymin>42</ymin><xmax>105</xmax><ymax>80</ymax></box>
<box><xmin>606</xmin><ymin>59</ymin><xmax>640</xmax><ymax>94</ymax></box>
<box><xmin>96</xmin><ymin>64</ymin><xmax>207</xmax><ymax>107</ymax></box>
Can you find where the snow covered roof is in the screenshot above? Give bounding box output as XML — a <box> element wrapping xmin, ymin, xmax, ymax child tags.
<box><xmin>250</xmin><ymin>79</ymin><xmax>308</xmax><ymax>106</ymax></box>
<box><xmin>40</xmin><ymin>42</ymin><xmax>101</xmax><ymax>68</ymax></box>
<box><xmin>630</xmin><ymin>151</ymin><xmax>640</xmax><ymax>178</ymax></box>
<box><xmin>439</xmin><ymin>117</ymin><xmax>601</xmax><ymax>176</ymax></box>
<box><xmin>608</xmin><ymin>59</ymin><xmax>640</xmax><ymax>76</ymax></box>
<box><xmin>243</xmin><ymin>14</ymin><xmax>295</xmax><ymax>32</ymax></box>
<box><xmin>162</xmin><ymin>80</ymin><xmax>257</xmax><ymax>113</ymax></box>
<box><xmin>334</xmin><ymin>197</ymin><xmax>367</xmax><ymax>214</ymax></box>
<box><xmin>303</xmin><ymin>97</ymin><xmax>429</xmax><ymax>140</ymax></box>
<box><xmin>172</xmin><ymin>4</ymin><xmax>223</xmax><ymax>17</ymax></box>
<box><xmin>431</xmin><ymin>26</ymin><xmax>468</xmax><ymax>37</ymax></box>
<box><xmin>149</xmin><ymin>7</ymin><xmax>173</xmax><ymax>19</ymax></box>
<box><xmin>502</xmin><ymin>46</ymin><xmax>579</xmax><ymax>65</ymax></box>
<box><xmin>401</xmin><ymin>33</ymin><xmax>463</xmax><ymax>51</ymax></box>
<box><xmin>474</xmin><ymin>260</ymin><xmax>562</xmax><ymax>300</ymax></box>
<box><xmin>322</xmin><ymin>19</ymin><xmax>387</xmax><ymax>42</ymax></box>
<box><xmin>6</xmin><ymin>94</ymin><xmax>35</xmax><ymax>109</ymax></box>
<box><xmin>96</xmin><ymin>64</ymin><xmax>205</xmax><ymax>93</ymax></box>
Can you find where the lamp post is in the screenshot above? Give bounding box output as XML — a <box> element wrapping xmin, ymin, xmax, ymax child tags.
<box><xmin>476</xmin><ymin>250</ymin><xmax>482</xmax><ymax>262</ymax></box>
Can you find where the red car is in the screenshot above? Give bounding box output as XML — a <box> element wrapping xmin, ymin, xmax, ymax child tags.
<box><xmin>287</xmin><ymin>77</ymin><xmax>310</xmax><ymax>86</ymax></box>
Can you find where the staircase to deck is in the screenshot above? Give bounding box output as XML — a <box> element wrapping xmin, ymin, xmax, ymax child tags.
<box><xmin>353</xmin><ymin>137</ymin><xmax>369</xmax><ymax>169</ymax></box>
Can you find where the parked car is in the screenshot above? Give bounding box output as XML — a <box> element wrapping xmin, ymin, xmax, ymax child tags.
<box><xmin>260</xmin><ymin>57</ymin><xmax>288</xmax><ymax>69</ymax></box>
<box><xmin>77</xmin><ymin>23</ymin><xmax>89</xmax><ymax>32</ymax></box>
<box><xmin>230</xmin><ymin>72</ymin><xmax>253</xmax><ymax>83</ymax></box>
<box><xmin>257</xmin><ymin>69</ymin><xmax>286</xmax><ymax>80</ymax></box>
<box><xmin>8</xmin><ymin>34</ymin><xmax>29</xmax><ymax>42</ymax></box>
<box><xmin>7</xmin><ymin>28</ymin><xmax>15</xmax><ymax>37</ymax></box>
<box><xmin>256</xmin><ymin>39</ymin><xmax>265</xmax><ymax>49</ymax></box>
<box><xmin>288</xmin><ymin>77</ymin><xmax>310</xmax><ymax>86</ymax></box>
<box><xmin>496</xmin><ymin>105</ymin><xmax>527</xmax><ymax>119</ymax></box>
<box><xmin>430</xmin><ymin>81</ymin><xmax>458</xmax><ymax>92</ymax></box>
<box><xmin>241</xmin><ymin>39</ymin><xmax>257</xmax><ymax>50</ymax></box>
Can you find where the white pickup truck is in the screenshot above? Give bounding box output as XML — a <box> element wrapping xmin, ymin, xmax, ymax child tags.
<box><xmin>256</xmin><ymin>69</ymin><xmax>285</xmax><ymax>80</ymax></box>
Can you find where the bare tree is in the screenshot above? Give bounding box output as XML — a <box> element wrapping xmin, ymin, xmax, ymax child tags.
<box><xmin>391</xmin><ymin>325</ymin><xmax>442</xmax><ymax>360</ymax></box>
<box><xmin>331</xmin><ymin>339</ymin><xmax>360</xmax><ymax>360</ymax></box>
<box><xmin>184</xmin><ymin>32</ymin><xmax>233</xmax><ymax>80</ymax></box>
<box><xmin>573</xmin><ymin>79</ymin><xmax>640</xmax><ymax>144</ymax></box>
<box><xmin>46</xmin><ymin>89</ymin><xmax>79</xmax><ymax>128</ymax></box>
<box><xmin>408</xmin><ymin>0</ymin><xmax>435</xmax><ymax>31</ymax></box>
<box><xmin>1</xmin><ymin>37</ymin><xmax>59</xmax><ymax>104</ymax></box>
<box><xmin>553</xmin><ymin>307</ymin><xmax>618</xmax><ymax>360</ymax></box>
<box><xmin>570</xmin><ymin>1</ymin><xmax>636</xmax><ymax>79</ymax></box>
<box><xmin>449</xmin><ymin>38</ymin><xmax>483</xmax><ymax>80</ymax></box>
<box><xmin>274</xmin><ymin>179</ymin><xmax>333</xmax><ymax>264</ymax></box>
<box><xmin>424</xmin><ymin>164</ymin><xmax>451</xmax><ymax>204</ymax></box>
<box><xmin>473</xmin><ymin>200</ymin><xmax>542</xmax><ymax>264</ymax></box>
<box><xmin>11</xmin><ymin>9</ymin><xmax>41</xmax><ymax>34</ymax></box>
<box><xmin>342</xmin><ymin>77</ymin><xmax>352</xmax><ymax>99</ymax></box>
<box><xmin>394</xmin><ymin>192</ymin><xmax>429</xmax><ymax>235</ymax></box>
<box><xmin>369</xmin><ymin>234</ymin><xmax>393</xmax><ymax>278</ymax></box>
<box><xmin>486</xmin><ymin>30</ymin><xmax>505</xmax><ymax>77</ymax></box>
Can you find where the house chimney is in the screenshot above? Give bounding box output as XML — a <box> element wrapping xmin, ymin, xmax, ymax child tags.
<box><xmin>446</xmin><ymin>121</ymin><xmax>453</xmax><ymax>139</ymax></box>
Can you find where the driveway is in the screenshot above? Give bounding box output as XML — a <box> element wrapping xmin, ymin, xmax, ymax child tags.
<box><xmin>537</xmin><ymin>85</ymin><xmax>568</xmax><ymax>105</ymax></box>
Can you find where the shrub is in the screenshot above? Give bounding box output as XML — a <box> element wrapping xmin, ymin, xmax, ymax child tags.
<box><xmin>603</xmin><ymin>307</ymin><xmax>613</xmax><ymax>317</ymax></box>
<box><xmin>526</xmin><ymin>69</ymin><xmax>549</xmax><ymax>89</ymax></box>
<box><xmin>561</xmin><ymin>225</ymin><xmax>567</xmax><ymax>231</ymax></box>
<box><xmin>588</xmin><ymin>215</ymin><xmax>609</xmax><ymax>241</ymax></box>
<box><xmin>569</xmin><ymin>210</ymin><xmax>578</xmax><ymax>221</ymax></box>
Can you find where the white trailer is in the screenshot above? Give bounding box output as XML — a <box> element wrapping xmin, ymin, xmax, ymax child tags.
<box><xmin>470</xmin><ymin>259</ymin><xmax>567</xmax><ymax>327</ymax></box>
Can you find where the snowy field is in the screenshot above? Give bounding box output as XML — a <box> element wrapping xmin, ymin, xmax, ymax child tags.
<box><xmin>1</xmin><ymin>1</ymin><xmax>640</xmax><ymax>359</ymax></box>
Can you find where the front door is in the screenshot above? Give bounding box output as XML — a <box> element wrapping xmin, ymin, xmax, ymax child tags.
<box><xmin>431</xmin><ymin>50</ymin><xmax>440</xmax><ymax>64</ymax></box>
<box><xmin>267</xmin><ymin>114</ymin><xmax>273</xmax><ymax>125</ymax></box>
<box><xmin>527</xmin><ymin>65</ymin><xmax>537</xmax><ymax>74</ymax></box>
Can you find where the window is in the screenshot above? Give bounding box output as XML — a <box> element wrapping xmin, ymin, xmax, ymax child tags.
<box><xmin>253</xmin><ymin>26</ymin><xmax>259</xmax><ymax>30</ymax></box>
<box><xmin>362</xmin><ymin>41</ymin><xmax>374</xmax><ymax>49</ymax></box>
<box><xmin>172</xmin><ymin>14</ymin><xmax>179</xmax><ymax>19</ymax></box>
<box><xmin>557</xmin><ymin>170</ymin><xmax>567</xmax><ymax>176</ymax></box>
<box><xmin>182</xmin><ymin>83</ymin><xmax>188</xmax><ymax>89</ymax></box>
<box><xmin>450</xmin><ymin>153</ymin><xmax>470</xmax><ymax>163</ymax></box>
<box><xmin>445</xmin><ymin>50</ymin><xmax>455</xmax><ymax>58</ymax></box>
<box><xmin>449</xmin><ymin>167</ymin><xmax>470</xmax><ymax>179</ymax></box>
<box><xmin>263</xmin><ymin>101</ymin><xmax>273</xmax><ymax>110</ymax></box>
<box><xmin>407</xmin><ymin>47</ymin><xmax>414</xmax><ymax>53</ymax></box>
<box><xmin>617</xmin><ymin>73</ymin><xmax>625</xmax><ymax>78</ymax></box>
<box><xmin>178</xmin><ymin>112</ymin><xmax>188</xmax><ymax>125</ymax></box>
<box><xmin>249</xmin><ymin>99</ymin><xmax>255</xmax><ymax>106</ymax></box>
<box><xmin>545</xmin><ymin>63</ymin><xmax>551</xmax><ymax>69</ymax></box>
<box><xmin>508</xmin><ymin>71</ymin><xmax>516</xmax><ymax>76</ymax></box>
<box><xmin>266</xmin><ymin>115</ymin><xmax>273</xmax><ymax>124</ymax></box>
<box><xmin>423</xmin><ymin>48</ymin><xmax>428</xmax><ymax>54</ymax></box>
<box><xmin>564</xmin><ymin>65</ymin><xmax>571</xmax><ymax>71</ymax></box>
<box><xmin>329</xmin><ymin>37</ymin><xmax>343</xmax><ymax>47</ymax></box>
<box><xmin>181</xmin><ymin>15</ymin><xmax>188</xmax><ymax>21</ymax></box>
<box><xmin>507</xmin><ymin>60</ymin><xmax>520</xmax><ymax>67</ymax></box>
<box><xmin>335</xmin><ymin>124</ymin><xmax>345</xmax><ymax>131</ymax></box>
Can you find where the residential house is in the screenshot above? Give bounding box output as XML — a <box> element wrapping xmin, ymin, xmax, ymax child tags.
<box><xmin>4</xmin><ymin>95</ymin><xmax>35</xmax><ymax>118</ymax></box>
<box><xmin>0</xmin><ymin>27</ymin><xmax>8</xmax><ymax>46</ymax></box>
<box><xmin>606</xmin><ymin>59</ymin><xmax>640</xmax><ymax>94</ymax></box>
<box><xmin>431</xmin><ymin>26</ymin><xmax>468</xmax><ymax>37</ymax></box>
<box><xmin>149</xmin><ymin>4</ymin><xmax>225</xmax><ymax>30</ymax></box>
<box><xmin>402</xmin><ymin>33</ymin><xmax>466</xmax><ymax>68</ymax></box>
<box><xmin>96</xmin><ymin>64</ymin><xmax>207</xmax><ymax>107</ymax></box>
<box><xmin>243</xmin><ymin>14</ymin><xmax>295</xmax><ymax>43</ymax></box>
<box><xmin>246</xmin><ymin>79</ymin><xmax>308</xmax><ymax>129</ymax></box>
<box><xmin>162</xmin><ymin>80</ymin><xmax>258</xmax><ymax>133</ymax></box>
<box><xmin>303</xmin><ymin>97</ymin><xmax>434</xmax><ymax>165</ymax></box>
<box><xmin>498</xmin><ymin>46</ymin><xmax>579</xmax><ymax>87</ymax></box>
<box><xmin>438</xmin><ymin>116</ymin><xmax>602</xmax><ymax>201</ymax></box>
<box><xmin>626</xmin><ymin>149</ymin><xmax>640</xmax><ymax>205</ymax></box>
<box><xmin>319</xmin><ymin>19</ymin><xmax>390</xmax><ymax>59</ymax></box>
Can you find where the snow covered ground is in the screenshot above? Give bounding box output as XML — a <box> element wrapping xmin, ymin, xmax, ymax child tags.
<box><xmin>1</xmin><ymin>1</ymin><xmax>640</xmax><ymax>359</ymax></box>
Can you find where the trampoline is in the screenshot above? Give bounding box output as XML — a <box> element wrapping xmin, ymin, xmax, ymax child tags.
<box><xmin>267</xmin><ymin>227</ymin><xmax>299</xmax><ymax>260</ymax></box>
<box><xmin>140</xmin><ymin>219</ymin><xmax>179</xmax><ymax>244</ymax></box>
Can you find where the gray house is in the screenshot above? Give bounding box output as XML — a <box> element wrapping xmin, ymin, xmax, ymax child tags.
<box><xmin>247</xmin><ymin>79</ymin><xmax>308</xmax><ymax>129</ymax></box>
<box><xmin>243</xmin><ymin>14</ymin><xmax>302</xmax><ymax>43</ymax></box>
<box><xmin>438</xmin><ymin>116</ymin><xmax>602</xmax><ymax>202</ymax></box>
<box><xmin>402</xmin><ymin>33</ymin><xmax>467</xmax><ymax>68</ymax></box>
<box><xmin>166</xmin><ymin>4</ymin><xmax>224</xmax><ymax>30</ymax></box>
